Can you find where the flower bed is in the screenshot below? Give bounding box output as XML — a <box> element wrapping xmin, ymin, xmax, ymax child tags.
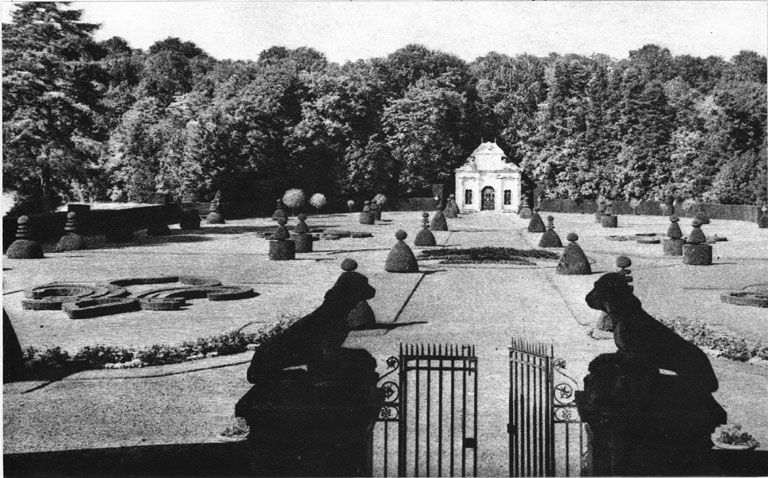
<box><xmin>21</xmin><ymin>314</ymin><xmax>299</xmax><ymax>374</ymax></box>
<box><xmin>418</xmin><ymin>247</ymin><xmax>559</xmax><ymax>265</ymax></box>
<box><xmin>659</xmin><ymin>316</ymin><xmax>768</xmax><ymax>363</ymax></box>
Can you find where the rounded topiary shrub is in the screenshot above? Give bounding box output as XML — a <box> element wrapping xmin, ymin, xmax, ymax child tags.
<box><xmin>6</xmin><ymin>239</ymin><xmax>44</xmax><ymax>259</ymax></box>
<box><xmin>56</xmin><ymin>234</ymin><xmax>87</xmax><ymax>252</ymax></box>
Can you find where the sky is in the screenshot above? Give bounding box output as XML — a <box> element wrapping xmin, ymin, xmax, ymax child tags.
<box><xmin>1</xmin><ymin>1</ymin><xmax>767</xmax><ymax>63</ymax></box>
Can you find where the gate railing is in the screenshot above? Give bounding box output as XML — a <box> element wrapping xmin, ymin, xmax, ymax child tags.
<box><xmin>509</xmin><ymin>338</ymin><xmax>587</xmax><ymax>477</ymax></box>
<box><xmin>374</xmin><ymin>343</ymin><xmax>478</xmax><ymax>477</ymax></box>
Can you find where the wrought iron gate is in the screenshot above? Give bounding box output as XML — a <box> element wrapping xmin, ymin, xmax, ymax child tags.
<box><xmin>508</xmin><ymin>338</ymin><xmax>587</xmax><ymax>477</ymax></box>
<box><xmin>374</xmin><ymin>343</ymin><xmax>478</xmax><ymax>477</ymax></box>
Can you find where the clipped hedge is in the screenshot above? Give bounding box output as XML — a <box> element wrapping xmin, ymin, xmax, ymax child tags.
<box><xmin>539</xmin><ymin>199</ymin><xmax>761</xmax><ymax>223</ymax></box>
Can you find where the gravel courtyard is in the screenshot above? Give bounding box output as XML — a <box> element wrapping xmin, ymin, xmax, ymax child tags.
<box><xmin>4</xmin><ymin>210</ymin><xmax>767</xmax><ymax>475</ymax></box>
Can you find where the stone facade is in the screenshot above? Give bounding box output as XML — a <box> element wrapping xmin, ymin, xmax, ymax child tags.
<box><xmin>455</xmin><ymin>142</ymin><xmax>521</xmax><ymax>213</ymax></box>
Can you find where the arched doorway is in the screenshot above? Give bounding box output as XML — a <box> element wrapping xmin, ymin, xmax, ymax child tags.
<box><xmin>481</xmin><ymin>186</ymin><xmax>495</xmax><ymax>211</ymax></box>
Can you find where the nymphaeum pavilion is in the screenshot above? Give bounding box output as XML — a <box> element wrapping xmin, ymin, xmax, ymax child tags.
<box><xmin>455</xmin><ymin>141</ymin><xmax>521</xmax><ymax>212</ymax></box>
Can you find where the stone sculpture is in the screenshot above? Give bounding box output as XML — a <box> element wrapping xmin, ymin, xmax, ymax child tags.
<box><xmin>246</xmin><ymin>258</ymin><xmax>376</xmax><ymax>383</ymax></box>
<box><xmin>580</xmin><ymin>272</ymin><xmax>726</xmax><ymax>475</ymax></box>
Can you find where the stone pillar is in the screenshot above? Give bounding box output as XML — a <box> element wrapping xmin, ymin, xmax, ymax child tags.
<box><xmin>236</xmin><ymin>348</ymin><xmax>383</xmax><ymax>477</ymax></box>
<box><xmin>576</xmin><ymin>353</ymin><xmax>726</xmax><ymax>476</ymax></box>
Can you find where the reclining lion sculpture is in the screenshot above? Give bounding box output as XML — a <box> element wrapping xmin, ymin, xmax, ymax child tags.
<box><xmin>586</xmin><ymin>272</ymin><xmax>718</xmax><ymax>394</ymax></box>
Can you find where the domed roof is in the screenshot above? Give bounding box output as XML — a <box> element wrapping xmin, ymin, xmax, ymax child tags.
<box><xmin>469</xmin><ymin>141</ymin><xmax>507</xmax><ymax>157</ymax></box>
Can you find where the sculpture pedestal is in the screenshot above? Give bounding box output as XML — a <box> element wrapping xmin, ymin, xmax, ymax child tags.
<box><xmin>683</xmin><ymin>243</ymin><xmax>712</xmax><ymax>265</ymax></box>
<box><xmin>577</xmin><ymin>353</ymin><xmax>726</xmax><ymax>476</ymax></box>
<box><xmin>236</xmin><ymin>349</ymin><xmax>383</xmax><ymax>477</ymax></box>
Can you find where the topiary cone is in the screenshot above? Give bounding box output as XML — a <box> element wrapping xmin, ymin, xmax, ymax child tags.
<box><xmin>667</xmin><ymin>215</ymin><xmax>683</xmax><ymax>239</ymax></box>
<box><xmin>359</xmin><ymin>201</ymin><xmax>374</xmax><ymax>225</ymax></box>
<box><xmin>518</xmin><ymin>198</ymin><xmax>532</xmax><ymax>219</ymax></box>
<box><xmin>385</xmin><ymin>230</ymin><xmax>419</xmax><ymax>273</ymax></box>
<box><xmin>6</xmin><ymin>216</ymin><xmax>44</xmax><ymax>259</ymax></box>
<box><xmin>271</xmin><ymin>199</ymin><xmax>287</xmax><ymax>222</ymax></box>
<box><xmin>538</xmin><ymin>216</ymin><xmax>562</xmax><ymax>248</ymax></box>
<box><xmin>207</xmin><ymin>191</ymin><xmax>226</xmax><ymax>224</ymax></box>
<box><xmin>430</xmin><ymin>209</ymin><xmax>448</xmax><ymax>231</ymax></box>
<box><xmin>527</xmin><ymin>211</ymin><xmax>546</xmax><ymax>233</ymax></box>
<box><xmin>760</xmin><ymin>214</ymin><xmax>768</xmax><ymax>229</ymax></box>
<box><xmin>556</xmin><ymin>233</ymin><xmax>591</xmax><ymax>275</ymax></box>
<box><xmin>444</xmin><ymin>196</ymin><xmax>458</xmax><ymax>218</ymax></box>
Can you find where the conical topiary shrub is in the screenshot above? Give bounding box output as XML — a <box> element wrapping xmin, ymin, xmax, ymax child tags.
<box><xmin>430</xmin><ymin>209</ymin><xmax>448</xmax><ymax>231</ymax></box>
<box><xmin>663</xmin><ymin>215</ymin><xmax>684</xmax><ymax>256</ymax></box>
<box><xmin>294</xmin><ymin>213</ymin><xmax>313</xmax><ymax>253</ymax></box>
<box><xmin>518</xmin><ymin>198</ymin><xmax>532</xmax><ymax>219</ymax></box>
<box><xmin>206</xmin><ymin>191</ymin><xmax>226</xmax><ymax>224</ymax></box>
<box><xmin>538</xmin><ymin>216</ymin><xmax>563</xmax><ymax>248</ymax></box>
<box><xmin>56</xmin><ymin>211</ymin><xmax>88</xmax><ymax>252</ymax></box>
<box><xmin>359</xmin><ymin>200</ymin><xmax>374</xmax><ymax>225</ymax></box>
<box><xmin>385</xmin><ymin>230</ymin><xmax>419</xmax><ymax>273</ymax></box>
<box><xmin>683</xmin><ymin>219</ymin><xmax>711</xmax><ymax>265</ymax></box>
<box><xmin>6</xmin><ymin>216</ymin><xmax>44</xmax><ymax>259</ymax></box>
<box><xmin>269</xmin><ymin>218</ymin><xmax>295</xmax><ymax>260</ymax></box>
<box><xmin>444</xmin><ymin>194</ymin><xmax>459</xmax><ymax>218</ymax></box>
<box><xmin>760</xmin><ymin>209</ymin><xmax>768</xmax><ymax>229</ymax></box>
<box><xmin>527</xmin><ymin>208</ymin><xmax>546</xmax><ymax>233</ymax></box>
<box><xmin>414</xmin><ymin>212</ymin><xmax>437</xmax><ymax>247</ymax></box>
<box><xmin>556</xmin><ymin>233</ymin><xmax>591</xmax><ymax>275</ymax></box>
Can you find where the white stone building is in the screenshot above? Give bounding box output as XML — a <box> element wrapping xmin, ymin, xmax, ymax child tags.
<box><xmin>455</xmin><ymin>142</ymin><xmax>521</xmax><ymax>212</ymax></box>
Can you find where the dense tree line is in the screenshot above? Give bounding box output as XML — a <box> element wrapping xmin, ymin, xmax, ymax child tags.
<box><xmin>3</xmin><ymin>3</ymin><xmax>766</xmax><ymax>214</ymax></box>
